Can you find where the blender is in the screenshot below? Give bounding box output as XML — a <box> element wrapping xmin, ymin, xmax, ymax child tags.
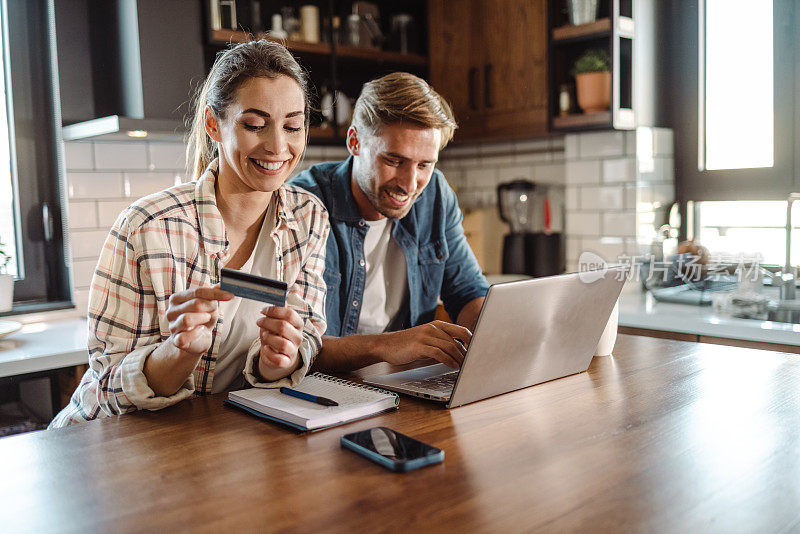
<box><xmin>497</xmin><ymin>180</ymin><xmax>565</xmax><ymax>277</ymax></box>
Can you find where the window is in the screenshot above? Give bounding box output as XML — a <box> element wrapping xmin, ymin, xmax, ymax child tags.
<box><xmin>702</xmin><ymin>0</ymin><xmax>773</xmax><ymax>171</ymax></box>
<box><xmin>0</xmin><ymin>1</ymin><xmax>18</xmax><ymax>278</ymax></box>
<box><xmin>696</xmin><ymin>200</ymin><xmax>798</xmax><ymax>266</ymax></box>
<box><xmin>661</xmin><ymin>0</ymin><xmax>797</xmax><ymax>202</ymax></box>
<box><xmin>0</xmin><ymin>0</ymin><xmax>70</xmax><ymax>312</ymax></box>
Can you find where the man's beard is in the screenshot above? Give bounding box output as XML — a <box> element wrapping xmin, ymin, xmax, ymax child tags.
<box><xmin>356</xmin><ymin>171</ymin><xmax>417</xmax><ymax>220</ymax></box>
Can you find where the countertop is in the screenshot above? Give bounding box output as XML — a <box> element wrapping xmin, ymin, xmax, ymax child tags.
<box><xmin>619</xmin><ymin>288</ymin><xmax>800</xmax><ymax>346</ymax></box>
<box><xmin>0</xmin><ymin>315</ymin><xmax>88</xmax><ymax>378</ymax></box>
<box><xmin>3</xmin><ymin>281</ymin><xmax>798</xmax><ymax>379</ymax></box>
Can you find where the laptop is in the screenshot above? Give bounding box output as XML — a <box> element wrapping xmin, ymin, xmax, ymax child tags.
<box><xmin>364</xmin><ymin>267</ymin><xmax>626</xmax><ymax>408</ymax></box>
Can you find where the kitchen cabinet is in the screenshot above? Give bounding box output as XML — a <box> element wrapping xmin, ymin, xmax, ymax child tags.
<box><xmin>203</xmin><ymin>1</ymin><xmax>428</xmax><ymax>143</ymax></box>
<box><xmin>547</xmin><ymin>0</ymin><xmax>658</xmax><ymax>132</ymax></box>
<box><xmin>428</xmin><ymin>0</ymin><xmax>548</xmax><ymax>143</ymax></box>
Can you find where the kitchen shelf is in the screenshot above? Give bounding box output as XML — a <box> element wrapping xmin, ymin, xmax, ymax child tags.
<box><xmin>551</xmin><ymin>18</ymin><xmax>611</xmax><ymax>41</ymax></box>
<box><xmin>551</xmin><ymin>17</ymin><xmax>633</xmax><ymax>42</ymax></box>
<box><xmin>209</xmin><ymin>29</ymin><xmax>427</xmax><ymax>66</ymax></box>
<box><xmin>552</xmin><ymin>111</ymin><xmax>612</xmax><ymax>129</ymax></box>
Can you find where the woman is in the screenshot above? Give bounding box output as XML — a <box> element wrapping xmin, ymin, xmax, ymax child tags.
<box><xmin>51</xmin><ymin>41</ymin><xmax>329</xmax><ymax>426</ymax></box>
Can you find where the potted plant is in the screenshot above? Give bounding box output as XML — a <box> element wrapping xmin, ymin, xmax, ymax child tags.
<box><xmin>0</xmin><ymin>241</ymin><xmax>13</xmax><ymax>312</ymax></box>
<box><xmin>571</xmin><ymin>48</ymin><xmax>611</xmax><ymax>114</ymax></box>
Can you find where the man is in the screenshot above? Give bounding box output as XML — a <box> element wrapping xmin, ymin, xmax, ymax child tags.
<box><xmin>291</xmin><ymin>72</ymin><xmax>489</xmax><ymax>372</ymax></box>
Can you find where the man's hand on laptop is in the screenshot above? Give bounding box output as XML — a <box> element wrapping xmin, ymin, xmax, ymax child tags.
<box><xmin>377</xmin><ymin>321</ymin><xmax>472</xmax><ymax>368</ymax></box>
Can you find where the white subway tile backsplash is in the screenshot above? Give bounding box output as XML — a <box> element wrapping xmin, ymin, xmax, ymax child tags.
<box><xmin>549</xmin><ymin>149</ymin><xmax>565</xmax><ymax>163</ymax></box>
<box><xmin>582</xmin><ymin>237</ymin><xmax>626</xmax><ymax>263</ymax></box>
<box><xmin>97</xmin><ymin>200</ymin><xmax>133</xmax><ymax>227</ymax></box>
<box><xmin>125</xmin><ymin>172</ymin><xmax>181</xmax><ymax>199</ymax></box>
<box><xmin>440</xmin><ymin>144</ymin><xmax>478</xmax><ymax>159</ymax></box>
<box><xmin>479</xmin><ymin>142</ymin><xmax>513</xmax><ymax>156</ymax></box>
<box><xmin>602</xmin><ymin>158</ymin><xmax>635</xmax><ymax>183</ymax></box>
<box><xmin>566</xmin><ymin>160</ymin><xmax>601</xmax><ymax>184</ymax></box>
<box><xmin>70</xmin><ymin>229</ymin><xmax>110</xmax><ymax>259</ymax></box>
<box><xmin>71</xmin><ymin>288</ymin><xmax>90</xmax><ymax>315</ymax></box>
<box><xmin>464</xmin><ymin>168</ymin><xmax>496</xmax><ymax>188</ymax></box>
<box><xmin>514</xmin><ymin>151</ymin><xmax>550</xmax><ymax>165</ymax></box>
<box><xmin>497</xmin><ymin>165</ymin><xmax>532</xmax><ymax>184</ymax></box>
<box><xmin>566</xmin><ymin>186</ymin><xmax>580</xmax><ymax>210</ymax></box>
<box><xmin>532</xmin><ymin>163</ymin><xmax>565</xmax><ymax>184</ymax></box>
<box><xmin>566</xmin><ymin>211</ymin><xmax>601</xmax><ymax>236</ymax></box>
<box><xmin>653</xmin><ymin>183</ymin><xmax>675</xmax><ymax>205</ymax></box>
<box><xmin>442</xmin><ymin>168</ymin><xmax>465</xmax><ymax>190</ymax></box>
<box><xmin>564</xmin><ymin>134</ymin><xmax>579</xmax><ymax>160</ymax></box>
<box><xmin>624</xmin><ymin>184</ymin><xmax>636</xmax><ymax>209</ymax></box>
<box><xmin>566</xmin><ymin>236</ymin><xmax>582</xmax><ymax>263</ymax></box>
<box><xmin>580</xmin><ymin>186</ymin><xmax>623</xmax><ymax>210</ymax></box>
<box><xmin>602</xmin><ymin>211</ymin><xmax>637</xmax><ymax>237</ymax></box>
<box><xmin>481</xmin><ymin>155</ymin><xmax>516</xmax><ymax>168</ymax></box>
<box><xmin>94</xmin><ymin>142</ymin><xmax>148</xmax><ymax>170</ymax></box>
<box><xmin>653</xmin><ymin>128</ymin><xmax>674</xmax><ymax>156</ymax></box>
<box><xmin>67</xmin><ymin>201</ymin><xmax>98</xmax><ymax>229</ymax></box>
<box><xmin>64</xmin><ymin>142</ymin><xmax>94</xmax><ymax>170</ymax></box>
<box><xmin>549</xmin><ymin>137</ymin><xmax>565</xmax><ymax>151</ymax></box>
<box><xmin>71</xmin><ymin>259</ymin><xmax>97</xmax><ymax>289</ymax></box>
<box><xmin>579</xmin><ymin>132</ymin><xmax>625</xmax><ymax>158</ymax></box>
<box><xmin>68</xmin><ymin>172</ymin><xmax>124</xmax><ymax>198</ymax></box>
<box><xmin>147</xmin><ymin>142</ymin><xmax>186</xmax><ymax>170</ymax></box>
<box><xmin>514</xmin><ymin>139</ymin><xmax>551</xmax><ymax>153</ymax></box>
<box><xmin>624</xmin><ymin>130</ymin><xmax>637</xmax><ymax>156</ymax></box>
<box><xmin>654</xmin><ymin>158</ymin><xmax>675</xmax><ymax>183</ymax></box>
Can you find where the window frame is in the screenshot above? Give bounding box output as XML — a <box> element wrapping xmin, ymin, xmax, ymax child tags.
<box><xmin>1</xmin><ymin>0</ymin><xmax>71</xmax><ymax>314</ymax></box>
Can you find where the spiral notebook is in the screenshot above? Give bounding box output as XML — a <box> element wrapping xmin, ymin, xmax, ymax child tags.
<box><xmin>226</xmin><ymin>373</ymin><xmax>400</xmax><ymax>431</ymax></box>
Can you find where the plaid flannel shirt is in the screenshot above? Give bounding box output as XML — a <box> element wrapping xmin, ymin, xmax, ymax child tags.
<box><xmin>50</xmin><ymin>161</ymin><xmax>329</xmax><ymax>427</ymax></box>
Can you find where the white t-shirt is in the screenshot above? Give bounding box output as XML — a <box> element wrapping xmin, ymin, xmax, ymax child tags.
<box><xmin>213</xmin><ymin>200</ymin><xmax>278</xmax><ymax>393</ymax></box>
<box><xmin>356</xmin><ymin>218</ymin><xmax>409</xmax><ymax>335</ymax></box>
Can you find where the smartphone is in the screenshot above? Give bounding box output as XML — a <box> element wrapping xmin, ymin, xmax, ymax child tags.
<box><xmin>340</xmin><ymin>427</ymin><xmax>444</xmax><ymax>472</ymax></box>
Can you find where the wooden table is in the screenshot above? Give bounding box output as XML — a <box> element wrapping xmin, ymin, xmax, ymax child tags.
<box><xmin>3</xmin><ymin>335</ymin><xmax>800</xmax><ymax>533</ymax></box>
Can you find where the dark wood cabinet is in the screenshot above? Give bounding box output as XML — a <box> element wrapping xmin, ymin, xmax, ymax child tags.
<box><xmin>203</xmin><ymin>1</ymin><xmax>429</xmax><ymax>144</ymax></box>
<box><xmin>429</xmin><ymin>0</ymin><xmax>548</xmax><ymax>143</ymax></box>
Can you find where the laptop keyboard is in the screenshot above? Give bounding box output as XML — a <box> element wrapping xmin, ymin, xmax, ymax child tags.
<box><xmin>401</xmin><ymin>370</ymin><xmax>459</xmax><ymax>394</ymax></box>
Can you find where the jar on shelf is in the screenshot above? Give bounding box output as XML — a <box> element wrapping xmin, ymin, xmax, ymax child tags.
<box><xmin>558</xmin><ymin>84</ymin><xmax>572</xmax><ymax>116</ymax></box>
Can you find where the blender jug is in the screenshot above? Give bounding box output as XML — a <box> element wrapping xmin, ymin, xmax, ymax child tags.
<box><xmin>497</xmin><ymin>180</ymin><xmax>564</xmax><ymax>277</ymax></box>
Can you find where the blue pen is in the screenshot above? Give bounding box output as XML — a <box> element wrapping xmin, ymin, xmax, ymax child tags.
<box><xmin>280</xmin><ymin>387</ymin><xmax>339</xmax><ymax>407</ymax></box>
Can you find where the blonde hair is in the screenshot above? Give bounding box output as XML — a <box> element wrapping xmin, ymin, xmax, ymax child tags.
<box><xmin>351</xmin><ymin>72</ymin><xmax>457</xmax><ymax>149</ymax></box>
<box><xmin>186</xmin><ymin>40</ymin><xmax>310</xmax><ymax>179</ymax></box>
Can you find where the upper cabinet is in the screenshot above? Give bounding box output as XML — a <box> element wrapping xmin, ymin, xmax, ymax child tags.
<box><xmin>203</xmin><ymin>1</ymin><xmax>429</xmax><ymax>143</ymax></box>
<box><xmin>429</xmin><ymin>0</ymin><xmax>548</xmax><ymax>143</ymax></box>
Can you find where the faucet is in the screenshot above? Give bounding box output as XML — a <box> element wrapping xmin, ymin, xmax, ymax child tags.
<box><xmin>782</xmin><ymin>193</ymin><xmax>800</xmax><ymax>300</ymax></box>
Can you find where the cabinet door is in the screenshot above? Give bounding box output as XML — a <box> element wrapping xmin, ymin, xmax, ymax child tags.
<box><xmin>428</xmin><ymin>0</ymin><xmax>482</xmax><ymax>137</ymax></box>
<box><xmin>477</xmin><ymin>0</ymin><xmax>548</xmax><ymax>138</ymax></box>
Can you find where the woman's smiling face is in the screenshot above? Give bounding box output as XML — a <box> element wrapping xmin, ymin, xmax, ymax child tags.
<box><xmin>208</xmin><ymin>75</ymin><xmax>306</xmax><ymax>193</ymax></box>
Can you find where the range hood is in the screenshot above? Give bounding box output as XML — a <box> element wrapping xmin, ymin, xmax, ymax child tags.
<box><xmin>56</xmin><ymin>0</ymin><xmax>204</xmax><ymax>141</ymax></box>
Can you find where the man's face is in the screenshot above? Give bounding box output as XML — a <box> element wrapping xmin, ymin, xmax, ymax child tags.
<box><xmin>349</xmin><ymin>123</ymin><xmax>441</xmax><ymax>220</ymax></box>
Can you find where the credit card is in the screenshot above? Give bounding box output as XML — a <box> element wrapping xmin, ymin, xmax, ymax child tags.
<box><xmin>220</xmin><ymin>268</ymin><xmax>287</xmax><ymax>307</ymax></box>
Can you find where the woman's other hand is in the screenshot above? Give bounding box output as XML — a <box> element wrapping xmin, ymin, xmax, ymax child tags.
<box><xmin>256</xmin><ymin>306</ymin><xmax>304</xmax><ymax>379</ymax></box>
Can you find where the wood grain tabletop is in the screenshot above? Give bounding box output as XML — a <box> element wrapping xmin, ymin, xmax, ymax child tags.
<box><xmin>3</xmin><ymin>334</ymin><xmax>800</xmax><ymax>533</ymax></box>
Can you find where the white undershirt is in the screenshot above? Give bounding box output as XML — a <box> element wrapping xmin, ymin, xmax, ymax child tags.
<box><xmin>213</xmin><ymin>199</ymin><xmax>278</xmax><ymax>393</ymax></box>
<box><xmin>356</xmin><ymin>218</ymin><xmax>408</xmax><ymax>335</ymax></box>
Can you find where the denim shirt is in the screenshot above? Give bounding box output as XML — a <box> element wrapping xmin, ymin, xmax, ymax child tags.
<box><xmin>290</xmin><ymin>157</ymin><xmax>489</xmax><ymax>336</ymax></box>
